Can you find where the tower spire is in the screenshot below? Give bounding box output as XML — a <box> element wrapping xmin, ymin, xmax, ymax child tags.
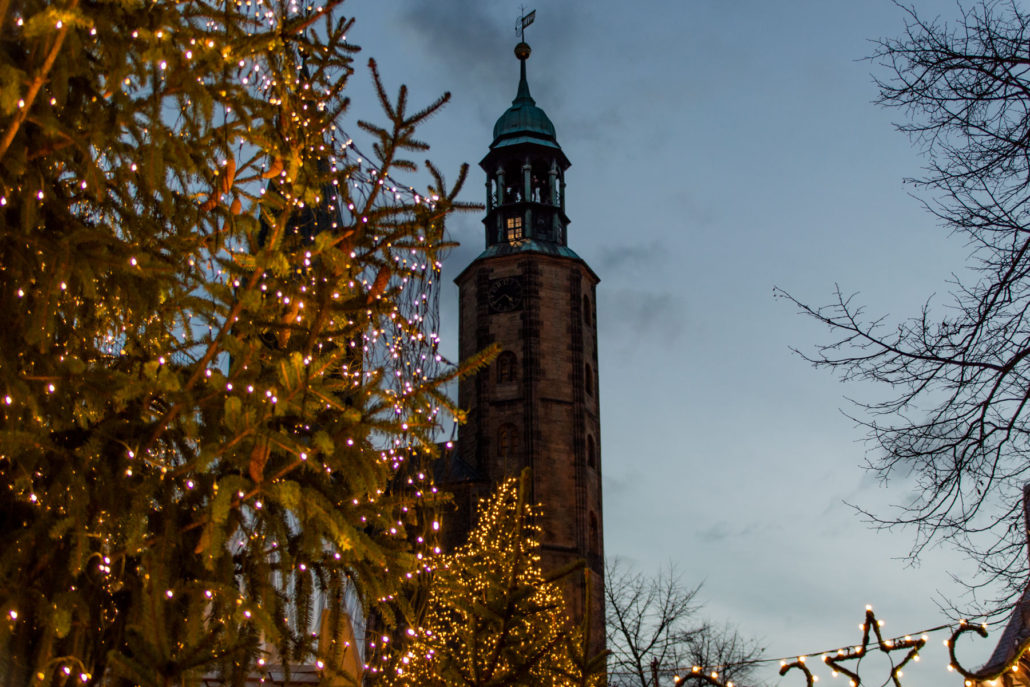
<box><xmin>515</xmin><ymin>8</ymin><xmax>535</xmax><ymax>104</ymax></box>
<box><xmin>514</xmin><ymin>41</ymin><xmax>533</xmax><ymax>105</ymax></box>
<box><xmin>480</xmin><ymin>18</ymin><xmax>570</xmax><ymax>254</ymax></box>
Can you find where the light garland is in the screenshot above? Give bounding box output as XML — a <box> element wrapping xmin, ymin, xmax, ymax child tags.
<box><xmin>376</xmin><ymin>471</ymin><xmax>603</xmax><ymax>687</ymax></box>
<box><xmin>645</xmin><ymin>607</ymin><xmax>1020</xmax><ymax>687</ymax></box>
<box><xmin>946</xmin><ymin>618</ymin><xmax>1030</xmax><ymax>686</ymax></box>
<box><xmin>776</xmin><ymin>608</ymin><xmax>925</xmax><ymax>687</ymax></box>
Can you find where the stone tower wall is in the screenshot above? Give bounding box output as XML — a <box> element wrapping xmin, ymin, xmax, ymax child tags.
<box><xmin>455</xmin><ymin>251</ymin><xmax>604</xmax><ymax>655</ymax></box>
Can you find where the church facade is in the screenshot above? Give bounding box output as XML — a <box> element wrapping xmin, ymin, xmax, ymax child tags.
<box><xmin>443</xmin><ymin>40</ymin><xmax>606</xmax><ymax>655</ymax></box>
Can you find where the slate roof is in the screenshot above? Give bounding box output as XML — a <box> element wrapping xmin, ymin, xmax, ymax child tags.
<box><xmin>970</xmin><ymin>484</ymin><xmax>1030</xmax><ymax>685</ymax></box>
<box><xmin>976</xmin><ymin>587</ymin><xmax>1030</xmax><ymax>680</ymax></box>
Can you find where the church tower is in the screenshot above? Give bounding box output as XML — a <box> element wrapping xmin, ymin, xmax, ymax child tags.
<box><xmin>452</xmin><ymin>40</ymin><xmax>605</xmax><ymax>654</ymax></box>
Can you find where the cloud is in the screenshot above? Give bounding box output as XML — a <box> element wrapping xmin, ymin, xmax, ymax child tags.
<box><xmin>394</xmin><ymin>3</ymin><xmax>599</xmax><ymax>138</ymax></box>
<box><xmin>599</xmin><ymin>289</ymin><xmax>687</xmax><ymax>351</ymax></box>
<box><xmin>697</xmin><ymin>520</ymin><xmax>764</xmax><ymax>544</ymax></box>
<box><xmin>595</xmin><ymin>240</ymin><xmax>668</xmax><ymax>276</ymax></box>
<box><xmin>395</xmin><ymin>3</ymin><xmax>514</xmax><ymax>105</ymax></box>
<box><xmin>602</xmin><ymin>469</ymin><xmax>640</xmax><ymax>504</ymax></box>
<box><xmin>697</xmin><ymin>521</ymin><xmax>736</xmax><ymax>543</ymax></box>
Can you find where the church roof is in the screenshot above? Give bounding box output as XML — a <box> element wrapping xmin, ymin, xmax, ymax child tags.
<box><xmin>490</xmin><ymin>42</ymin><xmax>562</xmax><ymax>153</ymax></box>
<box><xmin>967</xmin><ymin>484</ymin><xmax>1030</xmax><ymax>685</ymax></box>
<box><xmin>477</xmin><ymin>238</ymin><xmax>581</xmax><ymax>261</ymax></box>
<box><xmin>976</xmin><ymin>585</ymin><xmax>1030</xmax><ymax>675</ymax></box>
<box><xmin>455</xmin><ymin>239</ymin><xmax>599</xmax><ymax>286</ymax></box>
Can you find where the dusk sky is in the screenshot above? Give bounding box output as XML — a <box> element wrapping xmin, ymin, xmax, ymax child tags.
<box><xmin>347</xmin><ymin>2</ymin><xmax>1001</xmax><ymax>685</ymax></box>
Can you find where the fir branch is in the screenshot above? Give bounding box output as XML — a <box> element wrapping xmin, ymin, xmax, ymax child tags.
<box><xmin>0</xmin><ymin>0</ymin><xmax>79</xmax><ymax>162</ymax></box>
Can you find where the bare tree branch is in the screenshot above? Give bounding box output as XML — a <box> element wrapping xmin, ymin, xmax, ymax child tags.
<box><xmin>781</xmin><ymin>0</ymin><xmax>1030</xmax><ymax>611</ymax></box>
<box><xmin>605</xmin><ymin>559</ymin><xmax>764</xmax><ymax>687</ymax></box>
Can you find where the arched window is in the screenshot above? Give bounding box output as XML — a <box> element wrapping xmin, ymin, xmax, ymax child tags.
<box><xmin>497</xmin><ymin>423</ymin><xmax>519</xmax><ymax>476</ymax></box>
<box><xmin>583</xmin><ymin>295</ymin><xmax>591</xmax><ymax>325</ymax></box>
<box><xmin>506</xmin><ymin>216</ymin><xmax>523</xmax><ymax>242</ymax></box>
<box><xmin>496</xmin><ymin>350</ymin><xmax>517</xmax><ymax>384</ymax></box>
<box><xmin>585</xmin><ymin>363</ymin><xmax>593</xmax><ymax>395</ymax></box>
<box><xmin>587</xmin><ymin>435</ymin><xmax>596</xmax><ymax>470</ymax></box>
<box><xmin>497</xmin><ymin>424</ymin><xmax>519</xmax><ymax>458</ymax></box>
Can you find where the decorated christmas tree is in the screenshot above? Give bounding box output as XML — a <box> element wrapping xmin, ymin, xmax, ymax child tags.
<box><xmin>0</xmin><ymin>0</ymin><xmax>481</xmax><ymax>683</ymax></box>
<box><xmin>382</xmin><ymin>471</ymin><xmax>606</xmax><ymax>687</ymax></box>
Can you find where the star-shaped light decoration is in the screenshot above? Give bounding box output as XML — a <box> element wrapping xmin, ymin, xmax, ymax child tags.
<box><xmin>822</xmin><ymin>607</ymin><xmax>927</xmax><ymax>687</ymax></box>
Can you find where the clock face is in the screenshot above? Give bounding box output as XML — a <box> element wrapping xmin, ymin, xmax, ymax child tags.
<box><xmin>487</xmin><ymin>277</ymin><xmax>523</xmax><ymax>313</ymax></box>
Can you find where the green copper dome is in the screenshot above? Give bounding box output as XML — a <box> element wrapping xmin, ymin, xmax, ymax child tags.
<box><xmin>491</xmin><ymin>43</ymin><xmax>561</xmax><ymax>151</ymax></box>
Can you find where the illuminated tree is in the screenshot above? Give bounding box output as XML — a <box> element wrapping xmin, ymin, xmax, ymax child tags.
<box><xmin>382</xmin><ymin>472</ymin><xmax>605</xmax><ymax>687</ymax></box>
<box><xmin>0</xmin><ymin>0</ymin><xmax>478</xmax><ymax>684</ymax></box>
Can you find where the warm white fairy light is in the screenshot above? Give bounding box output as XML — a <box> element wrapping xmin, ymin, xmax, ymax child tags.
<box><xmin>1</xmin><ymin>0</ymin><xmax>466</xmax><ymax>684</ymax></box>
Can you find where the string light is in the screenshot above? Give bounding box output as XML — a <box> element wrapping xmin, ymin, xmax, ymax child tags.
<box><xmin>379</xmin><ymin>473</ymin><xmax>600</xmax><ymax>686</ymax></box>
<box><xmin>0</xmin><ymin>0</ymin><xmax>468</xmax><ymax>681</ymax></box>
<box><xmin>664</xmin><ymin>608</ymin><xmax>1020</xmax><ymax>687</ymax></box>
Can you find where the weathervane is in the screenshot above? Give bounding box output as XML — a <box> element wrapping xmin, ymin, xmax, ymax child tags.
<box><xmin>517</xmin><ymin>7</ymin><xmax>536</xmax><ymax>42</ymax></box>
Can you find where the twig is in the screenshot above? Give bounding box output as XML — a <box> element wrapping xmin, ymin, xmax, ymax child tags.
<box><xmin>0</xmin><ymin>0</ymin><xmax>79</xmax><ymax>163</ymax></box>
